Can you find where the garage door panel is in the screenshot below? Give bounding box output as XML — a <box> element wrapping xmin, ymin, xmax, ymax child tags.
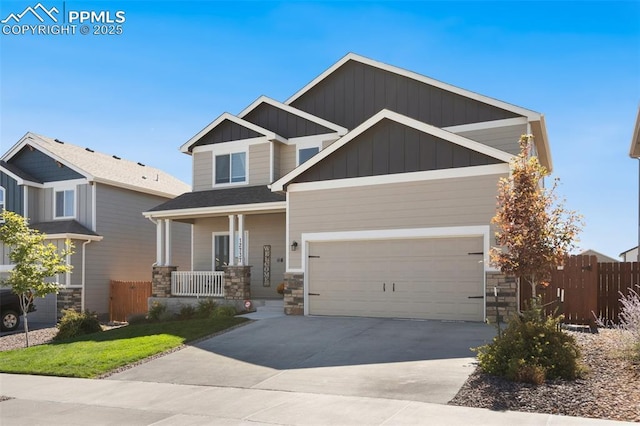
<box><xmin>308</xmin><ymin>237</ymin><xmax>484</xmax><ymax>321</ymax></box>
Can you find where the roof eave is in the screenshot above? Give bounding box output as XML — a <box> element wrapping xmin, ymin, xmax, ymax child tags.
<box><xmin>43</xmin><ymin>233</ymin><xmax>103</xmax><ymax>242</ymax></box>
<box><xmin>143</xmin><ymin>201</ymin><xmax>287</xmax><ymax>219</ymax></box>
<box><xmin>630</xmin><ymin>106</ymin><xmax>640</xmax><ymax>158</ymax></box>
<box><xmin>92</xmin><ymin>177</ymin><xmax>187</xmax><ymax>199</ymax></box>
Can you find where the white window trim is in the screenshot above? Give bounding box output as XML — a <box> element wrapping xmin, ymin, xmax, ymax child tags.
<box><xmin>53</xmin><ymin>184</ymin><xmax>77</xmax><ymax>220</ymax></box>
<box><xmin>212</xmin><ymin>150</ymin><xmax>249</xmax><ymax>188</ymax></box>
<box><xmin>212</xmin><ymin>231</ymin><xmax>249</xmax><ymax>270</ymax></box>
<box><xmin>293</xmin><ymin>135</ymin><xmax>325</xmax><ymax>167</ymax></box>
<box><xmin>297</xmin><ymin>146</ymin><xmax>321</xmax><ymax>167</ymax></box>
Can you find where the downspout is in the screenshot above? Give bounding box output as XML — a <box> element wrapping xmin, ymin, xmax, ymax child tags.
<box><xmin>81</xmin><ymin>239</ymin><xmax>93</xmax><ymax>312</ymax></box>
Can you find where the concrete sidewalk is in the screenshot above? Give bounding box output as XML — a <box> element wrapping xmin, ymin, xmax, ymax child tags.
<box><xmin>0</xmin><ymin>374</ymin><xmax>632</xmax><ymax>425</ymax></box>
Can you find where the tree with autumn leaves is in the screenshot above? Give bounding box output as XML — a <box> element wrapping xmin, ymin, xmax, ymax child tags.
<box><xmin>490</xmin><ymin>134</ymin><xmax>582</xmax><ymax>299</ymax></box>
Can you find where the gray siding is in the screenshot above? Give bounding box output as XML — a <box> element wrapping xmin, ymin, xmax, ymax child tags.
<box><xmin>191</xmin><ymin>119</ymin><xmax>262</xmax><ymax>151</ymax></box>
<box><xmin>77</xmin><ymin>183</ymin><xmax>93</xmax><ymax>230</ymax></box>
<box><xmin>273</xmin><ymin>143</ymin><xmax>281</xmax><ymax>181</ymax></box>
<box><xmin>291</xmin><ymin>59</ymin><xmax>521</xmax><ymax>130</ymax></box>
<box><xmin>0</xmin><ymin>172</ymin><xmax>23</xmax><ymax>215</ymax></box>
<box><xmin>85</xmin><ymin>184</ymin><xmax>191</xmax><ymax>316</ymax></box>
<box><xmin>243</xmin><ymin>102</ymin><xmax>334</xmax><ymax>138</ymax></box>
<box><xmin>192</xmin><ymin>213</ymin><xmax>285</xmax><ymax>298</ymax></box>
<box><xmin>10</xmin><ymin>146</ymin><xmax>84</xmax><ymax>182</ymax></box>
<box><xmin>248</xmin><ymin>143</ymin><xmax>271</xmax><ymax>185</ymax></box>
<box><xmin>454</xmin><ymin>123</ymin><xmax>526</xmax><ymax>156</ymax></box>
<box><xmin>294</xmin><ymin>119</ymin><xmax>503</xmax><ymax>184</ymax></box>
<box><xmin>193</xmin><ymin>151</ymin><xmax>213</xmax><ymax>191</ymax></box>
<box><xmin>26</xmin><ymin>186</ymin><xmax>40</xmax><ymax>222</ymax></box>
<box><xmin>288</xmin><ymin>173</ymin><xmax>504</xmax><ymax>269</ymax></box>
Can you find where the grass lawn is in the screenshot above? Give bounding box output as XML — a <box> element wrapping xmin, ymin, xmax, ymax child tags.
<box><xmin>0</xmin><ymin>317</ymin><xmax>248</xmax><ymax>378</ymax></box>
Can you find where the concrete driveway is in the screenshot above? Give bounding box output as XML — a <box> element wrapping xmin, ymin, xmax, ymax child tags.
<box><xmin>108</xmin><ymin>316</ymin><xmax>496</xmax><ymax>404</ymax></box>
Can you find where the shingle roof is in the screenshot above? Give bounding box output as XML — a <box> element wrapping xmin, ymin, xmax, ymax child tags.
<box><xmin>0</xmin><ymin>160</ymin><xmax>41</xmax><ymax>183</ymax></box>
<box><xmin>30</xmin><ymin>220</ymin><xmax>100</xmax><ymax>237</ymax></box>
<box><xmin>148</xmin><ymin>185</ymin><xmax>285</xmax><ymax>212</ymax></box>
<box><xmin>13</xmin><ymin>133</ymin><xmax>190</xmax><ymax>198</ymax></box>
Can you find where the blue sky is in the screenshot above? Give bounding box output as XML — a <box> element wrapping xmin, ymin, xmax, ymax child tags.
<box><xmin>1</xmin><ymin>1</ymin><xmax>639</xmax><ymax>259</ymax></box>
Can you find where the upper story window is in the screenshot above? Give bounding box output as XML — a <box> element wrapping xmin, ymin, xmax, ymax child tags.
<box><xmin>55</xmin><ymin>188</ymin><xmax>75</xmax><ymax>219</ymax></box>
<box><xmin>298</xmin><ymin>146</ymin><xmax>319</xmax><ymax>166</ymax></box>
<box><xmin>215</xmin><ymin>152</ymin><xmax>246</xmax><ymax>185</ymax></box>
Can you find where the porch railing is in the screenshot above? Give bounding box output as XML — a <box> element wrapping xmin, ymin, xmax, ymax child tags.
<box><xmin>171</xmin><ymin>271</ymin><xmax>225</xmax><ymax>297</ymax></box>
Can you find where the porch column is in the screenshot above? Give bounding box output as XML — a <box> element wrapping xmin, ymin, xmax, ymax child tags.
<box><xmin>156</xmin><ymin>219</ymin><xmax>164</xmax><ymax>266</ymax></box>
<box><xmin>165</xmin><ymin>219</ymin><xmax>172</xmax><ymax>266</ymax></box>
<box><xmin>228</xmin><ymin>214</ymin><xmax>236</xmax><ymax>266</ymax></box>
<box><xmin>238</xmin><ymin>214</ymin><xmax>245</xmax><ymax>266</ymax></box>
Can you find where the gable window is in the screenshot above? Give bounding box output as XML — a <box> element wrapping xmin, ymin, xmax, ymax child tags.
<box><xmin>215</xmin><ymin>152</ymin><xmax>246</xmax><ymax>184</ymax></box>
<box><xmin>298</xmin><ymin>147</ymin><xmax>319</xmax><ymax>165</ymax></box>
<box><xmin>55</xmin><ymin>189</ymin><xmax>75</xmax><ymax>218</ymax></box>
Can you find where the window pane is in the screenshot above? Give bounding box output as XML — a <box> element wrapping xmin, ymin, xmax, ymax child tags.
<box><xmin>231</xmin><ymin>152</ymin><xmax>246</xmax><ymax>183</ymax></box>
<box><xmin>299</xmin><ymin>147</ymin><xmax>319</xmax><ymax>165</ymax></box>
<box><xmin>64</xmin><ymin>190</ymin><xmax>75</xmax><ymax>217</ymax></box>
<box><xmin>215</xmin><ymin>155</ymin><xmax>230</xmax><ymax>184</ymax></box>
<box><xmin>55</xmin><ymin>191</ymin><xmax>65</xmax><ymax>217</ymax></box>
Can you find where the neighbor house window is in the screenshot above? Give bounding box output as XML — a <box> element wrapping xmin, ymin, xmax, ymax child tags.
<box><xmin>298</xmin><ymin>147</ymin><xmax>319</xmax><ymax>165</ymax></box>
<box><xmin>55</xmin><ymin>189</ymin><xmax>75</xmax><ymax>218</ymax></box>
<box><xmin>215</xmin><ymin>152</ymin><xmax>246</xmax><ymax>184</ymax></box>
<box><xmin>0</xmin><ymin>186</ymin><xmax>5</xmax><ymax>222</ymax></box>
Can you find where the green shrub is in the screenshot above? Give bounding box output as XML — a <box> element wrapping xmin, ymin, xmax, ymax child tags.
<box><xmin>475</xmin><ymin>297</ymin><xmax>583</xmax><ymax>383</ymax></box>
<box><xmin>214</xmin><ymin>305</ymin><xmax>237</xmax><ymax>317</ymax></box>
<box><xmin>54</xmin><ymin>309</ymin><xmax>103</xmax><ymax>341</ymax></box>
<box><xmin>148</xmin><ymin>301</ymin><xmax>169</xmax><ymax>321</ymax></box>
<box><xmin>196</xmin><ymin>298</ymin><xmax>218</xmax><ymax>318</ymax></box>
<box><xmin>177</xmin><ymin>304</ymin><xmax>197</xmax><ymax>320</ymax></box>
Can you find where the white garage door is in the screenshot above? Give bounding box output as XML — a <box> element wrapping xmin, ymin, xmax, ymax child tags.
<box><xmin>307</xmin><ymin>237</ymin><xmax>484</xmax><ymax>321</ymax></box>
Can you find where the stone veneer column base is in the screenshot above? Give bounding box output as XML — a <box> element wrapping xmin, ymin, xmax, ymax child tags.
<box><xmin>57</xmin><ymin>288</ymin><xmax>82</xmax><ymax>318</ymax></box>
<box><xmin>283</xmin><ymin>272</ymin><xmax>304</xmax><ymax>315</ymax></box>
<box><xmin>152</xmin><ymin>266</ymin><xmax>177</xmax><ymax>298</ymax></box>
<box><xmin>485</xmin><ymin>272</ymin><xmax>518</xmax><ymax>324</ymax></box>
<box><xmin>223</xmin><ymin>266</ymin><xmax>251</xmax><ymax>300</ymax></box>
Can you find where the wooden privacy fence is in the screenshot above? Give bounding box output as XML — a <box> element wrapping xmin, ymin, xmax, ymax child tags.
<box><xmin>109</xmin><ymin>280</ymin><xmax>152</xmax><ymax>322</ymax></box>
<box><xmin>519</xmin><ymin>255</ymin><xmax>639</xmax><ymax>325</ymax></box>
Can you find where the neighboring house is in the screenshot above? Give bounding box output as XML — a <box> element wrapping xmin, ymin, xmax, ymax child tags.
<box><xmin>145</xmin><ymin>53</ymin><xmax>552</xmax><ymax>322</ymax></box>
<box><xmin>0</xmin><ymin>132</ymin><xmax>191</xmax><ymax>322</ymax></box>
<box><xmin>579</xmin><ymin>249</ymin><xmax>618</xmax><ymax>263</ymax></box>
<box><xmin>620</xmin><ymin>246</ymin><xmax>639</xmax><ymax>262</ymax></box>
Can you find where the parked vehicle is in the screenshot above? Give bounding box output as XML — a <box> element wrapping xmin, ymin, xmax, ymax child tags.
<box><xmin>1</xmin><ymin>289</ymin><xmax>35</xmax><ymax>332</ymax></box>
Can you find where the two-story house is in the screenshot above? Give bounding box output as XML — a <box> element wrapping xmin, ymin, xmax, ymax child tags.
<box><xmin>145</xmin><ymin>53</ymin><xmax>552</xmax><ymax>322</ymax></box>
<box><xmin>0</xmin><ymin>132</ymin><xmax>191</xmax><ymax>323</ymax></box>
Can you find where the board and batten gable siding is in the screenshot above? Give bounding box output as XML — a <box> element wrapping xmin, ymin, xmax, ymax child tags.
<box><xmin>191</xmin><ymin>213</ymin><xmax>285</xmax><ymax>298</ymax></box>
<box><xmin>193</xmin><ymin>151</ymin><xmax>213</xmax><ymax>191</ymax></box>
<box><xmin>9</xmin><ymin>146</ymin><xmax>84</xmax><ymax>182</ymax></box>
<box><xmin>243</xmin><ymin>102</ymin><xmax>334</xmax><ymax>138</ymax></box>
<box><xmin>85</xmin><ymin>184</ymin><xmax>191</xmax><ymax>315</ymax></box>
<box><xmin>453</xmin><ymin>123</ymin><xmax>527</xmax><ymax>156</ymax></box>
<box><xmin>0</xmin><ymin>171</ymin><xmax>24</xmax><ymax>216</ymax></box>
<box><xmin>288</xmin><ymin>173</ymin><xmax>505</xmax><ymax>269</ymax></box>
<box><xmin>191</xmin><ymin>119</ymin><xmax>263</xmax><ymax>150</ymax></box>
<box><xmin>290</xmin><ymin>59</ymin><xmax>521</xmax><ymax>131</ymax></box>
<box><xmin>248</xmin><ymin>143</ymin><xmax>271</xmax><ymax>185</ymax></box>
<box><xmin>294</xmin><ymin>119</ymin><xmax>503</xmax><ymax>184</ymax></box>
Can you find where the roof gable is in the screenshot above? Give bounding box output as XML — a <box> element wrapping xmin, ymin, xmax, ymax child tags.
<box><xmin>180</xmin><ymin>112</ymin><xmax>286</xmax><ymax>153</ymax></box>
<box><xmin>9</xmin><ymin>145</ymin><xmax>85</xmax><ymax>182</ymax></box>
<box><xmin>1</xmin><ymin>133</ymin><xmax>190</xmax><ymax>198</ymax></box>
<box><xmin>272</xmin><ymin>109</ymin><xmax>513</xmax><ymax>191</ymax></box>
<box><xmin>287</xmin><ymin>54</ymin><xmax>539</xmax><ymax>130</ymax></box>
<box><xmin>293</xmin><ymin>118</ymin><xmax>504</xmax><ymax>185</ymax></box>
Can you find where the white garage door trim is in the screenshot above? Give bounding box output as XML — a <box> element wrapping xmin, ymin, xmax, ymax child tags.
<box><xmin>301</xmin><ymin>225</ymin><xmax>493</xmax><ymax>318</ymax></box>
